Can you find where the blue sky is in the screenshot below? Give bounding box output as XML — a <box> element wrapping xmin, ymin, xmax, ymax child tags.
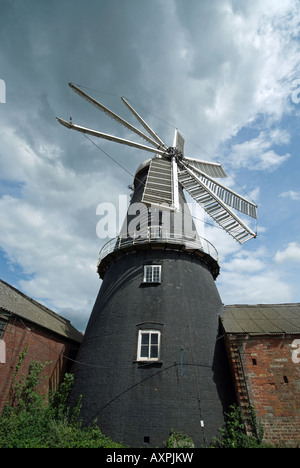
<box><xmin>0</xmin><ymin>0</ymin><xmax>300</xmax><ymax>331</ymax></box>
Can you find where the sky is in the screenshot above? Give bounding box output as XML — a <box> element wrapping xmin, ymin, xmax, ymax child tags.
<box><xmin>0</xmin><ymin>0</ymin><xmax>300</xmax><ymax>332</ymax></box>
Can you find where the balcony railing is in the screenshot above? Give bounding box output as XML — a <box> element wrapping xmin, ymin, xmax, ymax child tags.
<box><xmin>97</xmin><ymin>225</ymin><xmax>219</xmax><ymax>268</ymax></box>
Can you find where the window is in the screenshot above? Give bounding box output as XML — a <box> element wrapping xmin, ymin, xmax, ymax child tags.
<box><xmin>0</xmin><ymin>319</ymin><xmax>7</xmax><ymax>340</ymax></box>
<box><xmin>143</xmin><ymin>265</ymin><xmax>161</xmax><ymax>284</ymax></box>
<box><xmin>137</xmin><ymin>330</ymin><xmax>161</xmax><ymax>361</ymax></box>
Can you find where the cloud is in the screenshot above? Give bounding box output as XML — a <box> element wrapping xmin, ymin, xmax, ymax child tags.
<box><xmin>279</xmin><ymin>190</ymin><xmax>300</xmax><ymax>201</ymax></box>
<box><xmin>218</xmin><ymin>268</ymin><xmax>294</xmax><ymax>305</ymax></box>
<box><xmin>172</xmin><ymin>0</ymin><xmax>300</xmax><ymax>150</ymax></box>
<box><xmin>0</xmin><ymin>124</ymin><xmax>122</xmax><ymax>329</ymax></box>
<box><xmin>217</xmin><ymin>247</ymin><xmax>295</xmax><ymax>304</ymax></box>
<box><xmin>274</xmin><ymin>242</ymin><xmax>300</xmax><ymax>264</ymax></box>
<box><xmin>0</xmin><ymin>190</ymin><xmax>100</xmax><ymax>330</ymax></box>
<box><xmin>226</xmin><ymin>130</ymin><xmax>290</xmax><ymax>171</ymax></box>
<box><xmin>214</xmin><ymin>240</ymin><xmax>300</xmax><ymax>306</ymax></box>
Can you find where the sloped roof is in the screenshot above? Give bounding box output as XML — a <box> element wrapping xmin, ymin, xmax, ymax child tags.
<box><xmin>0</xmin><ymin>279</ymin><xmax>83</xmax><ymax>343</ymax></box>
<box><xmin>221</xmin><ymin>303</ymin><xmax>300</xmax><ymax>335</ymax></box>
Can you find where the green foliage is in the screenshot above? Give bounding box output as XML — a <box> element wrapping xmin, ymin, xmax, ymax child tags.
<box><xmin>212</xmin><ymin>404</ymin><xmax>271</xmax><ymax>448</ymax></box>
<box><xmin>0</xmin><ymin>361</ymin><xmax>125</xmax><ymax>448</ymax></box>
<box><xmin>164</xmin><ymin>430</ymin><xmax>194</xmax><ymax>448</ymax></box>
<box><xmin>8</xmin><ymin>360</ymin><xmax>50</xmax><ymax>412</ymax></box>
<box><xmin>11</xmin><ymin>344</ymin><xmax>29</xmax><ymax>384</ymax></box>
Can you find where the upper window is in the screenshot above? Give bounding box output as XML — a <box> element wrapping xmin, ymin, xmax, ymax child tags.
<box><xmin>137</xmin><ymin>330</ymin><xmax>161</xmax><ymax>361</ymax></box>
<box><xmin>143</xmin><ymin>265</ymin><xmax>161</xmax><ymax>284</ymax></box>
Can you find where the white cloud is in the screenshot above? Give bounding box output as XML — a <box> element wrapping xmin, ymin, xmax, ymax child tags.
<box><xmin>223</xmin><ymin>255</ymin><xmax>265</xmax><ymax>274</ymax></box>
<box><xmin>214</xmin><ymin>238</ymin><xmax>300</xmax><ymax>305</ymax></box>
<box><xmin>180</xmin><ymin>1</ymin><xmax>299</xmax><ymax>145</ymax></box>
<box><xmin>280</xmin><ymin>190</ymin><xmax>300</xmax><ymax>201</ymax></box>
<box><xmin>217</xmin><ymin>247</ymin><xmax>295</xmax><ymax>304</ymax></box>
<box><xmin>227</xmin><ymin>131</ymin><xmax>290</xmax><ymax>171</ymax></box>
<box><xmin>125</xmin><ymin>0</ymin><xmax>300</xmax><ymax>157</ymax></box>
<box><xmin>274</xmin><ymin>242</ymin><xmax>300</xmax><ymax>264</ymax></box>
<box><xmin>0</xmin><ymin>125</ymin><xmax>122</xmax><ymax>329</ymax></box>
<box><xmin>218</xmin><ymin>268</ymin><xmax>294</xmax><ymax>305</ymax></box>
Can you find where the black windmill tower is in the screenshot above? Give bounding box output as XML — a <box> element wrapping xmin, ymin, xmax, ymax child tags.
<box><xmin>57</xmin><ymin>84</ymin><xmax>258</xmax><ymax>447</ymax></box>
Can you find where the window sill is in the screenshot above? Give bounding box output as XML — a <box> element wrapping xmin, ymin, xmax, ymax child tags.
<box><xmin>133</xmin><ymin>360</ymin><xmax>163</xmax><ymax>368</ymax></box>
<box><xmin>140</xmin><ymin>282</ymin><xmax>161</xmax><ymax>288</ymax></box>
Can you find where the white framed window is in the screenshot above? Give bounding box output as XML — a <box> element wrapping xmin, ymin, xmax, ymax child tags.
<box><xmin>143</xmin><ymin>265</ymin><xmax>161</xmax><ymax>283</ymax></box>
<box><xmin>137</xmin><ymin>330</ymin><xmax>161</xmax><ymax>361</ymax></box>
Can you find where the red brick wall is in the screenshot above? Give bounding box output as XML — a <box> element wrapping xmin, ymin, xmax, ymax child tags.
<box><xmin>225</xmin><ymin>334</ymin><xmax>300</xmax><ymax>447</ymax></box>
<box><xmin>0</xmin><ymin>317</ymin><xmax>78</xmax><ymax>413</ymax></box>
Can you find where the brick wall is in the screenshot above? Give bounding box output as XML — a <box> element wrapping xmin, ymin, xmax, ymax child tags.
<box><xmin>0</xmin><ymin>317</ymin><xmax>78</xmax><ymax>413</ymax></box>
<box><xmin>225</xmin><ymin>334</ymin><xmax>300</xmax><ymax>447</ymax></box>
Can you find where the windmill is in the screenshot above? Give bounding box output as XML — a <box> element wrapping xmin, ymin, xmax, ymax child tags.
<box><xmin>57</xmin><ymin>83</ymin><xmax>257</xmax><ymax>245</ymax></box>
<box><xmin>57</xmin><ymin>84</ymin><xmax>254</xmax><ymax>447</ymax></box>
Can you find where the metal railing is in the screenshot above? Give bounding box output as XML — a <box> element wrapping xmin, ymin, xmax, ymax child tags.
<box><xmin>97</xmin><ymin>226</ymin><xmax>219</xmax><ymax>267</ymax></box>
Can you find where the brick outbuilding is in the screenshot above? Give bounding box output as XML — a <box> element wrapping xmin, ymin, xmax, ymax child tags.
<box><xmin>0</xmin><ymin>279</ymin><xmax>82</xmax><ymax>413</ymax></box>
<box><xmin>221</xmin><ymin>304</ymin><xmax>300</xmax><ymax>447</ymax></box>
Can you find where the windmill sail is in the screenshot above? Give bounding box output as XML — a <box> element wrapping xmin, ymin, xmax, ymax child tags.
<box><xmin>179</xmin><ymin>163</ymin><xmax>257</xmax><ymax>243</ymax></box>
<box><xmin>141</xmin><ymin>158</ymin><xmax>173</xmax><ymax>208</ymax></box>
<box><xmin>184</xmin><ymin>162</ymin><xmax>258</xmax><ymax>219</ymax></box>
<box><xmin>121</xmin><ymin>96</ymin><xmax>168</xmax><ymax>150</ymax></box>
<box><xmin>68</xmin><ymin>83</ymin><xmax>165</xmax><ymax>151</ymax></box>
<box><xmin>183</xmin><ymin>157</ymin><xmax>227</xmax><ymax>178</ymax></box>
<box><xmin>56</xmin><ymin>118</ymin><xmax>166</xmax><ymax>156</ymax></box>
<box><xmin>173</xmin><ymin>128</ymin><xmax>185</xmax><ymax>155</ymax></box>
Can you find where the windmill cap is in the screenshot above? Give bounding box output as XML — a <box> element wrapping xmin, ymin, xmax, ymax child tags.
<box><xmin>134</xmin><ymin>158</ymin><xmax>152</xmax><ymax>186</ymax></box>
